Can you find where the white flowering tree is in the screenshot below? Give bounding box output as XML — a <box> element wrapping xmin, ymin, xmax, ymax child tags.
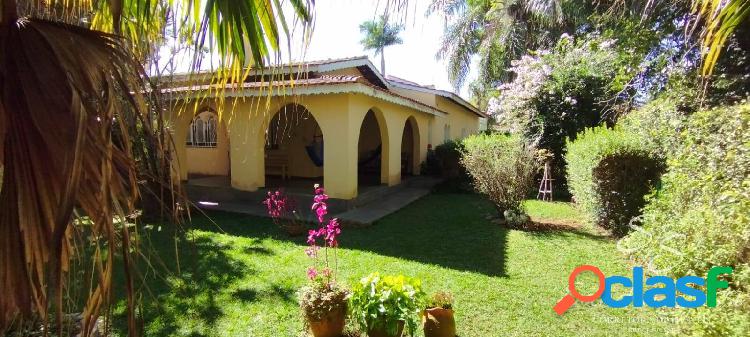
<box><xmin>487</xmin><ymin>34</ymin><xmax>634</xmax><ymax>191</ymax></box>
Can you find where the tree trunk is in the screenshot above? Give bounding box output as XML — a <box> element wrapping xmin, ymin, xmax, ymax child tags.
<box><xmin>380</xmin><ymin>49</ymin><xmax>385</xmax><ymax>76</ymax></box>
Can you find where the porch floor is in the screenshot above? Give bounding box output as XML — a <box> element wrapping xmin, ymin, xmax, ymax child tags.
<box><xmin>183</xmin><ymin>175</ymin><xmax>442</xmax><ymax>226</ymax></box>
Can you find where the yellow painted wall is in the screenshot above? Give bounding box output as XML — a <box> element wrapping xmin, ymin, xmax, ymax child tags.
<box><xmin>391</xmin><ymin>87</ymin><xmax>436</xmax><ymax>107</ymax></box>
<box><xmin>266</xmin><ymin>106</ymin><xmax>324</xmax><ymax>178</ymax></box>
<box><xmin>184</xmin><ymin>110</ymin><xmax>231</xmax><ymax>176</ymax></box>
<box><xmin>434</xmin><ymin>96</ymin><xmax>480</xmax><ymax>144</ymax></box>
<box><xmin>168</xmin><ymin>87</ymin><xmax>454</xmax><ymax>199</ymax></box>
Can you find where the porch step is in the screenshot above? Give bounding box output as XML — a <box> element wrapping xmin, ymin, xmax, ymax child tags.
<box><xmin>333</xmin><ymin>187</ymin><xmax>432</xmax><ymax>226</ymax></box>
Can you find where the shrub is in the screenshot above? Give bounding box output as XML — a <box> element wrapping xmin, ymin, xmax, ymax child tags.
<box><xmin>349</xmin><ymin>273</ymin><xmax>426</xmax><ymax>336</ymax></box>
<box><xmin>566</xmin><ymin>127</ymin><xmax>665</xmax><ymax>236</ymax></box>
<box><xmin>487</xmin><ymin>35</ymin><xmax>634</xmax><ymax>193</ymax></box>
<box><xmin>299</xmin><ymin>281</ymin><xmax>348</xmax><ymax>322</ymax></box>
<box><xmin>434</xmin><ymin>140</ymin><xmax>465</xmax><ymax>179</ymax></box>
<box><xmin>619</xmin><ymin>104</ymin><xmax>750</xmax><ymax>336</ymax></box>
<box><xmin>461</xmin><ymin>134</ymin><xmax>538</xmax><ymax>221</ymax></box>
<box><xmin>617</xmin><ymin>97</ymin><xmax>690</xmax><ymax>159</ymax></box>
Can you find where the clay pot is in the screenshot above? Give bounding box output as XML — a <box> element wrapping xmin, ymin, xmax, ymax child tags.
<box><xmin>422</xmin><ymin>308</ymin><xmax>455</xmax><ymax>337</ymax></box>
<box><xmin>308</xmin><ymin>308</ymin><xmax>346</xmax><ymax>337</ymax></box>
<box><xmin>367</xmin><ymin>320</ymin><xmax>405</xmax><ymax>337</ymax></box>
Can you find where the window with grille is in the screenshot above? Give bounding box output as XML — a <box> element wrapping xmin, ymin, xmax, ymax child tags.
<box><xmin>186</xmin><ymin>111</ymin><xmax>218</xmax><ymax>147</ymax></box>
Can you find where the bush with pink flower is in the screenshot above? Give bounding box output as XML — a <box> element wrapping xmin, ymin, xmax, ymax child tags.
<box><xmin>262</xmin><ymin>189</ymin><xmax>307</xmax><ymax>236</ymax></box>
<box><xmin>298</xmin><ymin>185</ymin><xmax>349</xmax><ymax>336</ymax></box>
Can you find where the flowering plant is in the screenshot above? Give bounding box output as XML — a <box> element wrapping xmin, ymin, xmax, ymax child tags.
<box><xmin>262</xmin><ymin>189</ymin><xmax>306</xmax><ymax>236</ymax></box>
<box><xmin>304</xmin><ymin>184</ymin><xmax>341</xmax><ymax>284</ymax></box>
<box><xmin>299</xmin><ymin>184</ymin><xmax>348</xmax><ymax>324</ymax></box>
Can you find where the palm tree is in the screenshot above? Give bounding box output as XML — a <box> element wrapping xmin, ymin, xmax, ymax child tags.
<box><xmin>430</xmin><ymin>0</ymin><xmax>593</xmax><ymax>90</ymax></box>
<box><xmin>0</xmin><ymin>0</ymin><xmax>313</xmax><ymax>335</ymax></box>
<box><xmin>359</xmin><ymin>15</ymin><xmax>404</xmax><ymax>76</ymax></box>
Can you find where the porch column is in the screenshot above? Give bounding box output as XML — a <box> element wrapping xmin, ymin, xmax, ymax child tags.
<box><xmin>169</xmin><ymin>109</ymin><xmax>191</xmax><ymax>181</ymax></box>
<box><xmin>228</xmin><ymin>105</ymin><xmax>266</xmax><ymax>191</ymax></box>
<box><xmin>414</xmin><ymin>117</ymin><xmax>430</xmax><ymax>175</ymax></box>
<box><xmin>382</xmin><ymin>114</ymin><xmax>406</xmax><ymax>186</ymax></box>
<box><xmin>309</xmin><ymin>96</ymin><xmax>359</xmax><ymax>199</ymax></box>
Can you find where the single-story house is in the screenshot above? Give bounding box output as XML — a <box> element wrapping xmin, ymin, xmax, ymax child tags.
<box><xmin>165</xmin><ymin>56</ymin><xmax>486</xmax><ymax>200</ymax></box>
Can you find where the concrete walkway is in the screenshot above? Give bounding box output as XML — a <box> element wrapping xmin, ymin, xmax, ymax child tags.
<box><xmin>190</xmin><ymin>176</ymin><xmax>441</xmax><ymax>226</ymax></box>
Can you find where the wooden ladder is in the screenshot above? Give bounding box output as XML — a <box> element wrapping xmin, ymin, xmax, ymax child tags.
<box><xmin>537</xmin><ymin>161</ymin><xmax>553</xmax><ymax>201</ymax></box>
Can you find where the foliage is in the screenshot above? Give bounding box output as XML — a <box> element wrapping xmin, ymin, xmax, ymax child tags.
<box><xmin>692</xmin><ymin>0</ymin><xmax>750</xmax><ymax>75</ymax></box>
<box><xmin>426</xmin><ymin>291</ymin><xmax>453</xmax><ymax>310</ymax></box>
<box><xmin>566</xmin><ymin>127</ymin><xmax>665</xmax><ymax>236</ymax></box>
<box><xmin>359</xmin><ymin>15</ymin><xmax>403</xmax><ymax>74</ymax></box>
<box><xmin>461</xmin><ymin>134</ymin><xmax>538</xmax><ymax>221</ymax></box>
<box><xmin>349</xmin><ymin>273</ymin><xmax>426</xmax><ymax>336</ymax></box>
<box><xmin>0</xmin><ymin>0</ymin><xmax>313</xmax><ymax>333</ymax></box>
<box><xmin>430</xmin><ymin>0</ymin><xmax>595</xmax><ymax>90</ymax></box>
<box><xmin>299</xmin><ymin>281</ymin><xmax>348</xmax><ymax>322</ymax></box>
<box><xmin>619</xmin><ymin>104</ymin><xmax>750</xmax><ymax>336</ymax></box>
<box><xmin>487</xmin><ymin>35</ymin><xmax>637</xmax><ymax>192</ymax></box>
<box><xmin>617</xmin><ymin>96</ymin><xmax>690</xmax><ymax>159</ymax></box>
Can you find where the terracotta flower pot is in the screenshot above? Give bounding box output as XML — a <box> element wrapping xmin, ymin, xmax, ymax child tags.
<box><xmin>367</xmin><ymin>320</ymin><xmax>405</xmax><ymax>337</ymax></box>
<box><xmin>422</xmin><ymin>308</ymin><xmax>455</xmax><ymax>337</ymax></box>
<box><xmin>308</xmin><ymin>308</ymin><xmax>346</xmax><ymax>337</ymax></box>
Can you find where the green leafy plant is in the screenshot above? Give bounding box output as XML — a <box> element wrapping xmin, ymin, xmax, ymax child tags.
<box><xmin>349</xmin><ymin>273</ymin><xmax>426</xmax><ymax>336</ymax></box>
<box><xmin>566</xmin><ymin>126</ymin><xmax>664</xmax><ymax>236</ymax></box>
<box><xmin>620</xmin><ymin>104</ymin><xmax>750</xmax><ymax>336</ymax></box>
<box><xmin>426</xmin><ymin>291</ymin><xmax>453</xmax><ymax>310</ymax></box>
<box><xmin>461</xmin><ymin>133</ymin><xmax>539</xmax><ymax>224</ymax></box>
<box><xmin>299</xmin><ymin>281</ymin><xmax>348</xmax><ymax>322</ymax></box>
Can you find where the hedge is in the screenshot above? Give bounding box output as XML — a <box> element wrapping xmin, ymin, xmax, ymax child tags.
<box><xmin>620</xmin><ymin>104</ymin><xmax>750</xmax><ymax>336</ymax></box>
<box><xmin>566</xmin><ymin>126</ymin><xmax>664</xmax><ymax>236</ymax></box>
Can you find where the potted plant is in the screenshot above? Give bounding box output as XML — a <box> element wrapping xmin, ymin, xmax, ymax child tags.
<box><xmin>263</xmin><ymin>189</ymin><xmax>306</xmax><ymax>236</ymax></box>
<box><xmin>422</xmin><ymin>291</ymin><xmax>456</xmax><ymax>337</ymax></box>
<box><xmin>299</xmin><ymin>185</ymin><xmax>348</xmax><ymax>337</ymax></box>
<box><xmin>349</xmin><ymin>273</ymin><xmax>426</xmax><ymax>337</ymax></box>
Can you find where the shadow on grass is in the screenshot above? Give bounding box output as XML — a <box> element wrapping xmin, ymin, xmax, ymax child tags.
<box><xmin>195</xmin><ymin>192</ymin><xmax>510</xmax><ymax>277</ymax></box>
<box><xmin>111</xmin><ymin>221</ymin><xmax>289</xmax><ymax>337</ymax></box>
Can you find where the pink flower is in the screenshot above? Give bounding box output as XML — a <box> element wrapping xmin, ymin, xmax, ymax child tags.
<box><xmin>305</xmin><ymin>246</ymin><xmax>319</xmax><ymax>258</ymax></box>
<box><xmin>322</xmin><ymin>268</ymin><xmax>332</xmax><ymax>278</ymax></box>
<box><xmin>307</xmin><ymin>267</ymin><xmax>318</xmax><ymax>280</ymax></box>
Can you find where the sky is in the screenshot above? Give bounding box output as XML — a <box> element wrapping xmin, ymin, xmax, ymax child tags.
<box><xmin>289</xmin><ymin>0</ymin><xmax>475</xmax><ymax>97</ymax></box>
<box><xmin>157</xmin><ymin>0</ymin><xmax>477</xmax><ymax>98</ymax></box>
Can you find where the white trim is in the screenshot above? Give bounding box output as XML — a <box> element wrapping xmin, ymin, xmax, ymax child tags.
<box><xmin>387</xmin><ymin>80</ymin><xmax>483</xmax><ymax>116</ymax></box>
<box><xmin>172</xmin><ymin>82</ymin><xmax>448</xmax><ymax>118</ymax></box>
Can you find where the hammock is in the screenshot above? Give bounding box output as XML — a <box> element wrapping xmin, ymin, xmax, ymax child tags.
<box><xmin>358</xmin><ymin>144</ymin><xmax>382</xmax><ymax>167</ymax></box>
<box><xmin>305</xmin><ymin>139</ymin><xmax>324</xmax><ymax>167</ymax></box>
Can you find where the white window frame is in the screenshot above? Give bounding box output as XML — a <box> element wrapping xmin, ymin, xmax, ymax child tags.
<box><xmin>187</xmin><ymin>111</ymin><xmax>218</xmax><ymax>148</ymax></box>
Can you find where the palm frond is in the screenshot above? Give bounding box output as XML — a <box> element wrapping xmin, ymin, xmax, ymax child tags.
<box><xmin>693</xmin><ymin>0</ymin><xmax>750</xmax><ymax>75</ymax></box>
<box><xmin>0</xmin><ymin>17</ymin><xmax>159</xmax><ymax>335</ymax></box>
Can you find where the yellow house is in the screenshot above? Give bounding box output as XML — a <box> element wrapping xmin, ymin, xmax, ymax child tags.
<box><xmin>166</xmin><ymin>56</ymin><xmax>485</xmax><ymax>200</ymax></box>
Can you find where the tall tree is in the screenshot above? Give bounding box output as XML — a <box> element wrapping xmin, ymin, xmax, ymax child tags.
<box><xmin>430</xmin><ymin>0</ymin><xmax>594</xmax><ymax>91</ymax></box>
<box><xmin>359</xmin><ymin>15</ymin><xmax>404</xmax><ymax>76</ymax></box>
<box><xmin>0</xmin><ymin>0</ymin><xmax>313</xmax><ymax>335</ymax></box>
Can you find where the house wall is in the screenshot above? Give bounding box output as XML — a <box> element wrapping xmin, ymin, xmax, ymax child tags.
<box><xmin>184</xmin><ymin>111</ymin><xmax>230</xmax><ymax>176</ymax></box>
<box><xmin>170</xmin><ymin>91</ymin><xmax>434</xmax><ymax>199</ymax></box>
<box><xmin>266</xmin><ymin>109</ymin><xmax>324</xmax><ymax>178</ymax></box>
<box><xmin>434</xmin><ymin>96</ymin><xmax>481</xmax><ymax>145</ymax></box>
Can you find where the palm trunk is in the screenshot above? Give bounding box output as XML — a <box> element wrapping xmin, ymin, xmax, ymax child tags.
<box><xmin>2</xmin><ymin>0</ymin><xmax>17</xmax><ymax>23</ymax></box>
<box><xmin>380</xmin><ymin>49</ymin><xmax>385</xmax><ymax>76</ymax></box>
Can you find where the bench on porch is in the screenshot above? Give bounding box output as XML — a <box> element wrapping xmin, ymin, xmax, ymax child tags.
<box><xmin>265</xmin><ymin>150</ymin><xmax>289</xmax><ymax>180</ymax></box>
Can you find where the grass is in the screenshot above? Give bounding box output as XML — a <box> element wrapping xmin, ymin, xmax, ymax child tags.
<box><xmin>114</xmin><ymin>192</ymin><xmax>667</xmax><ymax>336</ymax></box>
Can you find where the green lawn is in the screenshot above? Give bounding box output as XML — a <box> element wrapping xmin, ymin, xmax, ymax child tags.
<box><xmin>115</xmin><ymin>192</ymin><xmax>667</xmax><ymax>336</ymax></box>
